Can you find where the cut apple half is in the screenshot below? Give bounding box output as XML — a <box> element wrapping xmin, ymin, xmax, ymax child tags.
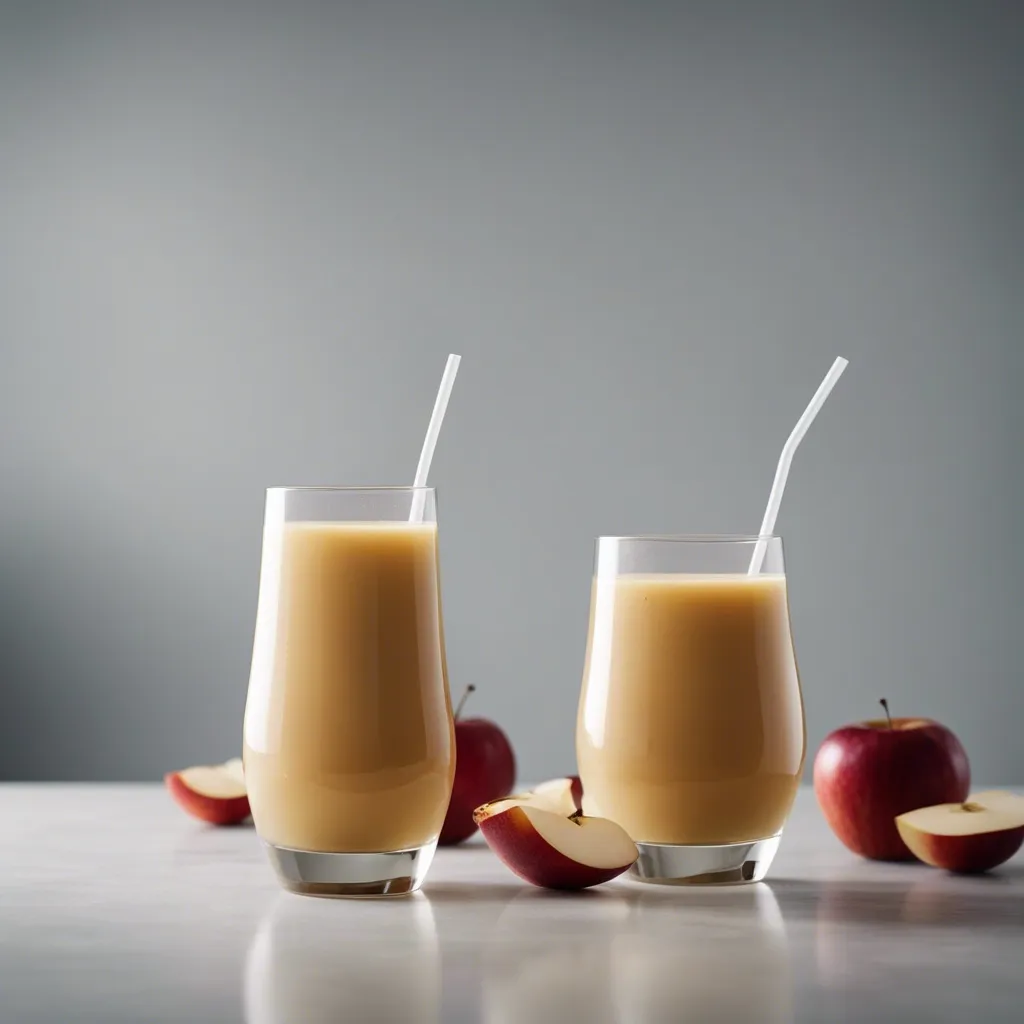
<box><xmin>895</xmin><ymin>791</ymin><xmax>1024</xmax><ymax>873</ymax></box>
<box><xmin>166</xmin><ymin>758</ymin><xmax>251</xmax><ymax>826</ymax></box>
<box><xmin>474</xmin><ymin>798</ymin><xmax>637</xmax><ymax>890</ymax></box>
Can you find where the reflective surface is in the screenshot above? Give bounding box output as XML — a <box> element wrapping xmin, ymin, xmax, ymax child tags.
<box><xmin>2</xmin><ymin>785</ymin><xmax>1023</xmax><ymax>1022</ymax></box>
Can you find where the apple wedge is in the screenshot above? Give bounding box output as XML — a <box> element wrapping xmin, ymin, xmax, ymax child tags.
<box><xmin>474</xmin><ymin>799</ymin><xmax>637</xmax><ymax>890</ymax></box>
<box><xmin>503</xmin><ymin>776</ymin><xmax>584</xmax><ymax>817</ymax></box>
<box><xmin>166</xmin><ymin>758</ymin><xmax>251</xmax><ymax>826</ymax></box>
<box><xmin>221</xmin><ymin>757</ymin><xmax>246</xmax><ymax>788</ymax></box>
<box><xmin>529</xmin><ymin>776</ymin><xmax>584</xmax><ymax>815</ymax></box>
<box><xmin>895</xmin><ymin>791</ymin><xmax>1024</xmax><ymax>873</ymax></box>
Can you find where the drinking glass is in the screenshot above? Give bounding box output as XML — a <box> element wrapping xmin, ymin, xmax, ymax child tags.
<box><xmin>243</xmin><ymin>487</ymin><xmax>455</xmax><ymax>897</ymax></box>
<box><xmin>576</xmin><ymin>535</ymin><xmax>805</xmax><ymax>884</ymax></box>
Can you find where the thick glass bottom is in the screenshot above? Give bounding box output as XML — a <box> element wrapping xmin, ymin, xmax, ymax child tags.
<box><xmin>630</xmin><ymin>834</ymin><xmax>781</xmax><ymax>886</ymax></box>
<box><xmin>263</xmin><ymin>839</ymin><xmax>438</xmax><ymax>898</ymax></box>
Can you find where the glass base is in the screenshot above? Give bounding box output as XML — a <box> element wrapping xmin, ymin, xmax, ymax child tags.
<box><xmin>263</xmin><ymin>840</ymin><xmax>438</xmax><ymax>898</ymax></box>
<box><xmin>630</xmin><ymin>834</ymin><xmax>781</xmax><ymax>886</ymax></box>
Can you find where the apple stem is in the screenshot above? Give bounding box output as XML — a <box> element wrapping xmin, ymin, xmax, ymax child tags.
<box><xmin>568</xmin><ymin>809</ymin><xmax>584</xmax><ymax>826</ymax></box>
<box><xmin>879</xmin><ymin>698</ymin><xmax>893</xmax><ymax>729</ymax></box>
<box><xmin>453</xmin><ymin>684</ymin><xmax>476</xmax><ymax>721</ymax></box>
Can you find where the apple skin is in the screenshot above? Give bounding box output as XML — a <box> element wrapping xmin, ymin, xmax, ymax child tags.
<box><xmin>439</xmin><ymin>717</ymin><xmax>516</xmax><ymax>845</ymax></box>
<box><xmin>165</xmin><ymin>772</ymin><xmax>251</xmax><ymax>826</ymax></box>
<box><xmin>475</xmin><ymin>805</ymin><xmax>632</xmax><ymax>890</ymax></box>
<box><xmin>813</xmin><ymin>717</ymin><xmax>970</xmax><ymax>861</ymax></box>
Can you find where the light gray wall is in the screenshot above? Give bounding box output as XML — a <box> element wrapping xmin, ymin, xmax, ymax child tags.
<box><xmin>1</xmin><ymin>1</ymin><xmax>1021</xmax><ymax>783</ymax></box>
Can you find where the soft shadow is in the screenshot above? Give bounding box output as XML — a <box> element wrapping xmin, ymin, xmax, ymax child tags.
<box><xmin>420</xmin><ymin>880</ymin><xmax>525</xmax><ymax>903</ymax></box>
<box><xmin>501</xmin><ymin>886</ymin><xmax>621</xmax><ymax>902</ymax></box>
<box><xmin>771</xmin><ymin>873</ymin><xmax>1024</xmax><ymax>930</ymax></box>
<box><xmin>171</xmin><ymin>821</ymin><xmax>261</xmax><ymax>869</ymax></box>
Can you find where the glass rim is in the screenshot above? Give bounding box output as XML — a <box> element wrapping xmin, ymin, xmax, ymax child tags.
<box><xmin>266</xmin><ymin>485</ymin><xmax>435</xmax><ymax>494</ymax></box>
<box><xmin>597</xmin><ymin>533</ymin><xmax>779</xmax><ymax>543</ymax></box>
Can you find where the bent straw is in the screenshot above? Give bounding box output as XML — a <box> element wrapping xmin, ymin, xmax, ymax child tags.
<box><xmin>748</xmin><ymin>357</ymin><xmax>849</xmax><ymax>574</ymax></box>
<box><xmin>410</xmin><ymin>354</ymin><xmax>462</xmax><ymax>521</ymax></box>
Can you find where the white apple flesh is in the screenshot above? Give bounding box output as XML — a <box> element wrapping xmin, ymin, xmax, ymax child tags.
<box><xmin>895</xmin><ymin>791</ymin><xmax>1024</xmax><ymax>873</ymax></box>
<box><xmin>511</xmin><ymin>777</ymin><xmax>584</xmax><ymax>817</ymax></box>
<box><xmin>221</xmin><ymin>757</ymin><xmax>246</xmax><ymax>787</ymax></box>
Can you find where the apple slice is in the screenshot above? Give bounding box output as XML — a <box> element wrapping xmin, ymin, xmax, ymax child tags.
<box><xmin>474</xmin><ymin>799</ymin><xmax>637</xmax><ymax>890</ymax></box>
<box><xmin>895</xmin><ymin>791</ymin><xmax>1024</xmax><ymax>873</ymax></box>
<box><xmin>221</xmin><ymin>757</ymin><xmax>246</xmax><ymax>788</ymax></box>
<box><xmin>490</xmin><ymin>777</ymin><xmax>583</xmax><ymax>818</ymax></box>
<box><xmin>526</xmin><ymin>776</ymin><xmax>584</xmax><ymax>816</ymax></box>
<box><xmin>166</xmin><ymin>758</ymin><xmax>251</xmax><ymax>826</ymax></box>
<box><xmin>962</xmin><ymin>790</ymin><xmax>1024</xmax><ymax>813</ymax></box>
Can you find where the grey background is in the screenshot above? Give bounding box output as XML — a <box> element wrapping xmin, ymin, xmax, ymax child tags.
<box><xmin>1</xmin><ymin>1</ymin><xmax>1021</xmax><ymax>784</ymax></box>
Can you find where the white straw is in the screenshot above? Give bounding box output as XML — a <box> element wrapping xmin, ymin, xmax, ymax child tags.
<box><xmin>409</xmin><ymin>353</ymin><xmax>462</xmax><ymax>521</ymax></box>
<box><xmin>748</xmin><ymin>357</ymin><xmax>849</xmax><ymax>574</ymax></box>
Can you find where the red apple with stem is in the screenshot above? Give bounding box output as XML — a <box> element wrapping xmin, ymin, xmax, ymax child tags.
<box><xmin>439</xmin><ymin>685</ymin><xmax>516</xmax><ymax>845</ymax></box>
<box><xmin>813</xmin><ymin>699</ymin><xmax>970</xmax><ymax>861</ymax></box>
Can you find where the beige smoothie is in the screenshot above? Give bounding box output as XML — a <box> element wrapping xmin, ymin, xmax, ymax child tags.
<box><xmin>243</xmin><ymin>521</ymin><xmax>455</xmax><ymax>853</ymax></box>
<box><xmin>576</xmin><ymin>573</ymin><xmax>805</xmax><ymax>845</ymax></box>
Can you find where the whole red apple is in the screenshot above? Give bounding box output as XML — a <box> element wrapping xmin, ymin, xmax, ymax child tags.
<box><xmin>439</xmin><ymin>686</ymin><xmax>516</xmax><ymax>845</ymax></box>
<box><xmin>813</xmin><ymin>699</ymin><xmax>970</xmax><ymax>861</ymax></box>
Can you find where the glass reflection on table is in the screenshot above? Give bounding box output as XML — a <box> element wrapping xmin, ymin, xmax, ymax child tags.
<box><xmin>611</xmin><ymin>883</ymin><xmax>792</xmax><ymax>1023</ymax></box>
<box><xmin>482</xmin><ymin>883</ymin><xmax>792</xmax><ymax>1024</ymax></box>
<box><xmin>244</xmin><ymin>892</ymin><xmax>440</xmax><ymax>1024</ymax></box>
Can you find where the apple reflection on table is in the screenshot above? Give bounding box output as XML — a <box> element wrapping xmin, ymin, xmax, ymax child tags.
<box><xmin>244</xmin><ymin>892</ymin><xmax>441</xmax><ymax>1024</ymax></box>
<box><xmin>483</xmin><ymin>883</ymin><xmax>793</xmax><ymax>1024</ymax></box>
<box><xmin>482</xmin><ymin>889</ymin><xmax>628</xmax><ymax>1024</ymax></box>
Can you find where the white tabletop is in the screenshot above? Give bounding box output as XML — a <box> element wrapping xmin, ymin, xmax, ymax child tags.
<box><xmin>2</xmin><ymin>784</ymin><xmax>1021</xmax><ymax>1022</ymax></box>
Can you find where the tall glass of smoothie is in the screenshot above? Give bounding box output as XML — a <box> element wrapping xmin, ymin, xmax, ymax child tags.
<box><xmin>576</xmin><ymin>535</ymin><xmax>805</xmax><ymax>885</ymax></box>
<box><xmin>243</xmin><ymin>487</ymin><xmax>455</xmax><ymax>897</ymax></box>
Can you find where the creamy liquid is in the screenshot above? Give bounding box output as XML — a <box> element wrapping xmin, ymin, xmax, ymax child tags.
<box><xmin>576</xmin><ymin>574</ymin><xmax>805</xmax><ymax>845</ymax></box>
<box><xmin>243</xmin><ymin>522</ymin><xmax>455</xmax><ymax>852</ymax></box>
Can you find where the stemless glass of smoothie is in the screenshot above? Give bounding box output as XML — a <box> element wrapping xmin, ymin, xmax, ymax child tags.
<box><xmin>576</xmin><ymin>535</ymin><xmax>805</xmax><ymax>885</ymax></box>
<box><xmin>243</xmin><ymin>486</ymin><xmax>455</xmax><ymax>897</ymax></box>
